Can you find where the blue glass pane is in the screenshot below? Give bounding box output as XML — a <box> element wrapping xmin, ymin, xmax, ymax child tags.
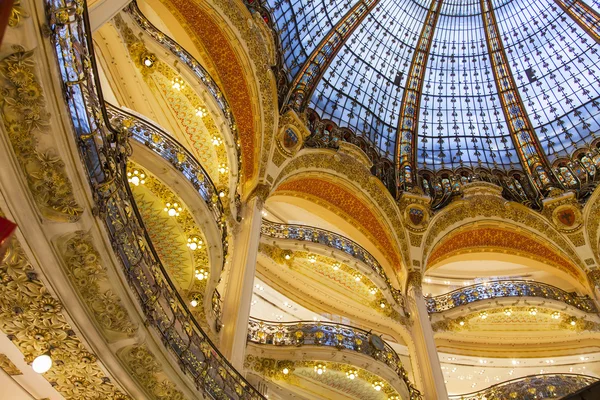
<box><xmin>495</xmin><ymin>0</ymin><xmax>600</xmax><ymax>161</ymax></box>
<box><xmin>309</xmin><ymin>0</ymin><xmax>429</xmax><ymax>158</ymax></box>
<box><xmin>417</xmin><ymin>1</ymin><xmax>516</xmax><ymax>170</ymax></box>
<box><xmin>264</xmin><ymin>0</ymin><xmax>360</xmax><ymax>79</ymax></box>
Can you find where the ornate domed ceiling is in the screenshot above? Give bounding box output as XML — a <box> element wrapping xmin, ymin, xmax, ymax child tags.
<box><xmin>262</xmin><ymin>0</ymin><xmax>600</xmax><ymax>182</ymax></box>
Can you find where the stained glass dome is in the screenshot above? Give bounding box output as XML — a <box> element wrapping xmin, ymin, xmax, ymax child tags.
<box><xmin>260</xmin><ymin>0</ymin><xmax>600</xmax><ymax>195</ymax></box>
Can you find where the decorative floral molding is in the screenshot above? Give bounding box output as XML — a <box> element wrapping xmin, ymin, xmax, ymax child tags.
<box><xmin>272</xmin><ymin>151</ymin><xmax>410</xmax><ymax>271</ymax></box>
<box><xmin>0</xmin><ymin>49</ymin><xmax>82</xmax><ymax>221</ymax></box>
<box><xmin>0</xmin><ymin>353</ymin><xmax>21</xmax><ymax>375</ymax></box>
<box><xmin>119</xmin><ymin>345</ymin><xmax>188</xmax><ymax>400</ymax></box>
<box><xmin>0</xmin><ymin>235</ymin><xmax>130</xmax><ymax>399</ymax></box>
<box><xmin>60</xmin><ymin>232</ymin><xmax>137</xmax><ymax>336</ymax></box>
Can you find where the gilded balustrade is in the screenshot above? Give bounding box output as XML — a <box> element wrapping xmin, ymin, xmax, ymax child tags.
<box><xmin>448</xmin><ymin>373</ymin><xmax>598</xmax><ymax>400</ymax></box>
<box><xmin>247</xmin><ymin>318</ymin><xmax>422</xmax><ymax>399</ymax></box>
<box><xmin>425</xmin><ymin>280</ymin><xmax>598</xmax><ymax>314</ymax></box>
<box><xmin>46</xmin><ymin>1</ymin><xmax>263</xmax><ymax>398</ymax></box>
<box><xmin>260</xmin><ymin>219</ymin><xmax>404</xmax><ymax>308</ymax></box>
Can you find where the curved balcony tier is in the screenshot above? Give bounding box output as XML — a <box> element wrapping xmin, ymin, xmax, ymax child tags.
<box><xmin>426</xmin><ymin>280</ymin><xmax>597</xmax><ymax>314</ymax></box>
<box><xmin>247</xmin><ymin>318</ymin><xmax>420</xmax><ymax>399</ymax></box>
<box><xmin>47</xmin><ymin>0</ymin><xmax>262</xmax><ymax>398</ymax></box>
<box><xmin>448</xmin><ymin>373</ymin><xmax>598</xmax><ymax>400</ymax></box>
<box><xmin>261</xmin><ymin>219</ymin><xmax>404</xmax><ymax>310</ymax></box>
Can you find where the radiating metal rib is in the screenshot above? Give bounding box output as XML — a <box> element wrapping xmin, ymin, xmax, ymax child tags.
<box><xmin>553</xmin><ymin>0</ymin><xmax>600</xmax><ymax>44</ymax></box>
<box><xmin>394</xmin><ymin>0</ymin><xmax>444</xmax><ymax>192</ymax></box>
<box><xmin>286</xmin><ymin>0</ymin><xmax>380</xmax><ymax>112</ymax></box>
<box><xmin>480</xmin><ymin>0</ymin><xmax>561</xmax><ymax>193</ymax></box>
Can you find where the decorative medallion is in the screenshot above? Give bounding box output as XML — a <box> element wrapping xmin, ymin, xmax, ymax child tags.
<box><xmin>551</xmin><ymin>204</ymin><xmax>583</xmax><ymax>232</ymax></box>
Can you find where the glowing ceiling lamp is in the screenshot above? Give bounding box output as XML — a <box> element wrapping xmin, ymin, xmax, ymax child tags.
<box><xmin>187</xmin><ymin>236</ymin><xmax>203</xmax><ymax>251</ymax></box>
<box><xmin>127</xmin><ymin>169</ymin><xmax>146</xmax><ymax>186</ymax></box>
<box><xmin>164</xmin><ymin>202</ymin><xmax>182</xmax><ymax>217</ymax></box>
<box><xmin>171</xmin><ymin>77</ymin><xmax>185</xmax><ymax>91</ymax></box>
<box><xmin>32</xmin><ymin>353</ymin><xmax>52</xmax><ymax>374</ymax></box>
<box><xmin>314</xmin><ymin>363</ymin><xmax>326</xmax><ymax>375</ymax></box>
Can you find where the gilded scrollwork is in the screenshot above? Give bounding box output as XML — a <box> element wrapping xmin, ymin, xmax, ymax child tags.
<box><xmin>0</xmin><ymin>49</ymin><xmax>83</xmax><ymax>221</ymax></box>
<box><xmin>0</xmin><ymin>235</ymin><xmax>130</xmax><ymax>399</ymax></box>
<box><xmin>119</xmin><ymin>345</ymin><xmax>188</xmax><ymax>400</ymax></box>
<box><xmin>60</xmin><ymin>232</ymin><xmax>137</xmax><ymax>336</ymax></box>
<box><xmin>9</xmin><ymin>1</ymin><xmax>30</xmax><ymax>28</ymax></box>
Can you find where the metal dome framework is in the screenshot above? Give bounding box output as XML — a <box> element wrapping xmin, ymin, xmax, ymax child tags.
<box><xmin>248</xmin><ymin>0</ymin><xmax>600</xmax><ymax>207</ymax></box>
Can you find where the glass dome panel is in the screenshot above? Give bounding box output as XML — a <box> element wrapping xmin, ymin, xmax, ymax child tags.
<box><xmin>264</xmin><ymin>0</ymin><xmax>600</xmax><ymax>172</ymax></box>
<box><xmin>494</xmin><ymin>0</ymin><xmax>600</xmax><ymax>161</ymax></box>
<box><xmin>264</xmin><ymin>0</ymin><xmax>360</xmax><ymax>80</ymax></box>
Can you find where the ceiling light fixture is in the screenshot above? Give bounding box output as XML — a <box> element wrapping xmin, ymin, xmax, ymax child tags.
<box><xmin>127</xmin><ymin>169</ymin><xmax>146</xmax><ymax>186</ymax></box>
<box><xmin>372</xmin><ymin>381</ymin><xmax>383</xmax><ymax>391</ymax></box>
<box><xmin>479</xmin><ymin>311</ymin><xmax>488</xmax><ymax>319</ymax></box>
<box><xmin>196</xmin><ymin>107</ymin><xmax>207</xmax><ymax>118</ymax></box>
<box><xmin>529</xmin><ymin>307</ymin><xmax>538</xmax><ymax>316</ymax></box>
<box><xmin>195</xmin><ymin>268</ymin><xmax>208</xmax><ymax>281</ymax></box>
<box><xmin>504</xmin><ymin>308</ymin><xmax>512</xmax><ymax>316</ymax></box>
<box><xmin>171</xmin><ymin>77</ymin><xmax>185</xmax><ymax>91</ymax></box>
<box><xmin>164</xmin><ymin>202</ymin><xmax>182</xmax><ymax>217</ymax></box>
<box><xmin>314</xmin><ymin>363</ymin><xmax>326</xmax><ymax>375</ymax></box>
<box><xmin>187</xmin><ymin>236</ymin><xmax>203</xmax><ymax>251</ymax></box>
<box><xmin>32</xmin><ymin>353</ymin><xmax>52</xmax><ymax>374</ymax></box>
<box><xmin>346</xmin><ymin>369</ymin><xmax>358</xmax><ymax>380</ymax></box>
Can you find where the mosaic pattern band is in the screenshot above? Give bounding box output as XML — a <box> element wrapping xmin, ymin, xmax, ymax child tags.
<box><xmin>125</xmin><ymin>1</ymin><xmax>242</xmax><ymax>180</ymax></box>
<box><xmin>448</xmin><ymin>373</ymin><xmax>598</xmax><ymax>400</ymax></box>
<box><xmin>395</xmin><ymin>0</ymin><xmax>444</xmax><ymax>191</ymax></box>
<box><xmin>286</xmin><ymin>0</ymin><xmax>380</xmax><ymax>112</ymax></box>
<box><xmin>46</xmin><ymin>1</ymin><xmax>263</xmax><ymax>398</ymax></box>
<box><xmin>260</xmin><ymin>219</ymin><xmax>404</xmax><ymax>308</ymax></box>
<box><xmin>425</xmin><ymin>280</ymin><xmax>598</xmax><ymax>314</ymax></box>
<box><xmin>247</xmin><ymin>318</ymin><xmax>422</xmax><ymax>399</ymax></box>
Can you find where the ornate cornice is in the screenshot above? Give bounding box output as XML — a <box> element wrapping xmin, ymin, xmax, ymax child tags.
<box><xmin>423</xmin><ymin>185</ymin><xmax>586</xmax><ymax>276</ymax></box>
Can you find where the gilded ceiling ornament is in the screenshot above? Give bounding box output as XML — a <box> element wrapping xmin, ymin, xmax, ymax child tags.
<box><xmin>60</xmin><ymin>231</ymin><xmax>137</xmax><ymax>336</ymax></box>
<box><xmin>9</xmin><ymin>1</ymin><xmax>30</xmax><ymax>28</ymax></box>
<box><xmin>118</xmin><ymin>345</ymin><xmax>188</xmax><ymax>400</ymax></box>
<box><xmin>423</xmin><ymin>183</ymin><xmax>586</xmax><ymax>275</ymax></box>
<box><xmin>0</xmin><ymin>234</ymin><xmax>130</xmax><ymax>399</ymax></box>
<box><xmin>585</xmin><ymin>187</ymin><xmax>600</xmax><ymax>264</ymax></box>
<box><xmin>0</xmin><ymin>49</ymin><xmax>83</xmax><ymax>222</ymax></box>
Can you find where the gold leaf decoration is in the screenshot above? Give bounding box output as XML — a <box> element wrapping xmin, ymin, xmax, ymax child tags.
<box><xmin>61</xmin><ymin>232</ymin><xmax>137</xmax><ymax>336</ymax></box>
<box><xmin>9</xmin><ymin>1</ymin><xmax>30</xmax><ymax>28</ymax></box>
<box><xmin>0</xmin><ymin>50</ymin><xmax>83</xmax><ymax>221</ymax></box>
<box><xmin>0</xmin><ymin>235</ymin><xmax>130</xmax><ymax>399</ymax></box>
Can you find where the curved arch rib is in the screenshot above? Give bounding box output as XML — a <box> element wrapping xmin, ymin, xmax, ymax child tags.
<box><xmin>553</xmin><ymin>0</ymin><xmax>600</xmax><ymax>44</ymax></box>
<box><xmin>286</xmin><ymin>0</ymin><xmax>380</xmax><ymax>112</ymax></box>
<box><xmin>480</xmin><ymin>0</ymin><xmax>561</xmax><ymax>194</ymax></box>
<box><xmin>394</xmin><ymin>0</ymin><xmax>444</xmax><ymax>192</ymax></box>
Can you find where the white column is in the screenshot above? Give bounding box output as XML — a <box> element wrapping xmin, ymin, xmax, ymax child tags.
<box><xmin>88</xmin><ymin>0</ymin><xmax>131</xmax><ymax>32</ymax></box>
<box><xmin>219</xmin><ymin>195</ymin><xmax>263</xmax><ymax>369</ymax></box>
<box><xmin>407</xmin><ymin>271</ymin><xmax>448</xmax><ymax>400</ymax></box>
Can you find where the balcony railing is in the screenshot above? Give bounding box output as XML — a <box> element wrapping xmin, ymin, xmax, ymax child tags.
<box><xmin>425</xmin><ymin>280</ymin><xmax>598</xmax><ymax>314</ymax></box>
<box><xmin>46</xmin><ymin>1</ymin><xmax>263</xmax><ymax>398</ymax></box>
<box><xmin>260</xmin><ymin>219</ymin><xmax>404</xmax><ymax>308</ymax></box>
<box><xmin>449</xmin><ymin>373</ymin><xmax>599</xmax><ymax>400</ymax></box>
<box><xmin>247</xmin><ymin>318</ymin><xmax>422</xmax><ymax>400</ymax></box>
<box><xmin>105</xmin><ymin>104</ymin><xmax>225</xmax><ymax>237</ymax></box>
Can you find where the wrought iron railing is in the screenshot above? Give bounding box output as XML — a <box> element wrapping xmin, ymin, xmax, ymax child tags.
<box><xmin>247</xmin><ymin>318</ymin><xmax>422</xmax><ymax>399</ymax></box>
<box><xmin>46</xmin><ymin>1</ymin><xmax>263</xmax><ymax>398</ymax></box>
<box><xmin>125</xmin><ymin>1</ymin><xmax>242</xmax><ymax>176</ymax></box>
<box><xmin>448</xmin><ymin>373</ymin><xmax>598</xmax><ymax>400</ymax></box>
<box><xmin>105</xmin><ymin>104</ymin><xmax>226</xmax><ymax>236</ymax></box>
<box><xmin>260</xmin><ymin>219</ymin><xmax>404</xmax><ymax>308</ymax></box>
<box><xmin>425</xmin><ymin>280</ymin><xmax>598</xmax><ymax>314</ymax></box>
